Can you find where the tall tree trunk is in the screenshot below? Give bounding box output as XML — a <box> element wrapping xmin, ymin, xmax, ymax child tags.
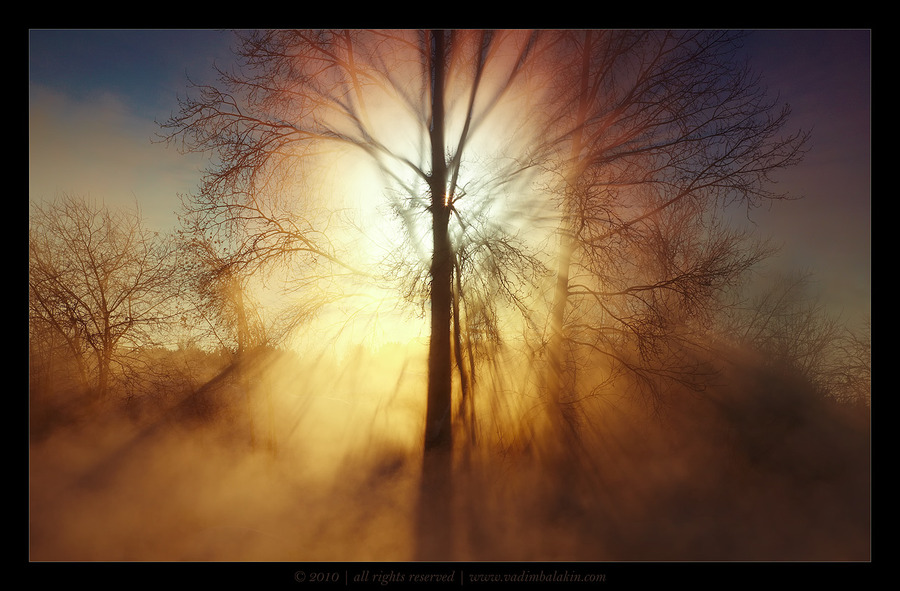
<box><xmin>417</xmin><ymin>29</ymin><xmax>455</xmax><ymax>561</ymax></box>
<box><xmin>233</xmin><ymin>279</ymin><xmax>256</xmax><ymax>450</ymax></box>
<box><xmin>96</xmin><ymin>322</ymin><xmax>112</xmax><ymax>401</ymax></box>
<box><xmin>453</xmin><ymin>267</ymin><xmax>476</xmax><ymax>448</ymax></box>
<box><xmin>99</xmin><ymin>352</ymin><xmax>111</xmax><ymax>401</ymax></box>
<box><xmin>424</xmin><ymin>29</ymin><xmax>453</xmax><ymax>454</ymax></box>
<box><xmin>548</xmin><ymin>229</ymin><xmax>574</xmax><ymax>406</ymax></box>
<box><xmin>547</xmin><ymin>30</ymin><xmax>593</xmax><ymax>419</ymax></box>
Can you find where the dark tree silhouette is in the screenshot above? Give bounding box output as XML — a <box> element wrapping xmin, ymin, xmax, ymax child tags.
<box><xmin>717</xmin><ymin>270</ymin><xmax>870</xmax><ymax>405</ymax></box>
<box><xmin>29</xmin><ymin>194</ymin><xmax>181</xmax><ymax>403</ymax></box>
<box><xmin>160</xmin><ymin>30</ymin><xmax>551</xmax><ymax>442</ymax></box>
<box><xmin>159</xmin><ymin>29</ymin><xmax>812</xmax><ymax>559</ymax></box>
<box><xmin>531</xmin><ymin>30</ymin><xmax>808</xmax><ymax>429</ymax></box>
<box><xmin>160</xmin><ymin>29</ymin><xmax>550</xmax><ymax>558</ymax></box>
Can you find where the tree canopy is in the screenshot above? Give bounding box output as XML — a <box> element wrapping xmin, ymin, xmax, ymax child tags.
<box><xmin>158</xmin><ymin>29</ymin><xmax>812</xmax><ymax>451</ymax></box>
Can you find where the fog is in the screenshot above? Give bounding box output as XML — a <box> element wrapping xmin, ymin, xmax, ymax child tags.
<box><xmin>28</xmin><ymin>30</ymin><xmax>869</xmax><ymax>565</ymax></box>
<box><xmin>29</xmin><ymin>341</ymin><xmax>869</xmax><ymax>562</ymax></box>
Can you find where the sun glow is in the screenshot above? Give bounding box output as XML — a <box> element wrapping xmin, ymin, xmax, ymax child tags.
<box><xmin>278</xmin><ymin>32</ymin><xmax>560</xmax><ymax>356</ymax></box>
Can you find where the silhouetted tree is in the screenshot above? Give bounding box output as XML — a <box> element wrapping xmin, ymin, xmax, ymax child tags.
<box><xmin>158</xmin><ymin>29</ymin><xmax>816</xmax><ymax>558</ymax></box>
<box><xmin>29</xmin><ymin>194</ymin><xmax>181</xmax><ymax>403</ymax></box>
<box><xmin>533</xmin><ymin>30</ymin><xmax>808</xmax><ymax>425</ymax></box>
<box><xmin>833</xmin><ymin>317</ymin><xmax>870</xmax><ymax>406</ymax></box>
<box><xmin>718</xmin><ymin>270</ymin><xmax>869</xmax><ymax>405</ymax></box>
<box><xmin>159</xmin><ymin>29</ymin><xmax>548</xmax><ymax>452</ymax></box>
<box><xmin>160</xmin><ymin>29</ymin><xmax>555</xmax><ymax>558</ymax></box>
<box><xmin>178</xmin><ymin>229</ymin><xmax>269</xmax><ymax>354</ymax></box>
<box><xmin>176</xmin><ymin>227</ymin><xmax>283</xmax><ymax>450</ymax></box>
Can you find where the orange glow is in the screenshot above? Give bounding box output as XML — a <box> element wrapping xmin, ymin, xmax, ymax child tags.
<box><xmin>29</xmin><ymin>29</ymin><xmax>870</xmax><ymax>564</ymax></box>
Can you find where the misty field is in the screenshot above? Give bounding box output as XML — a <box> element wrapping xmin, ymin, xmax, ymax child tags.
<box><xmin>29</xmin><ymin>341</ymin><xmax>869</xmax><ymax>562</ymax></box>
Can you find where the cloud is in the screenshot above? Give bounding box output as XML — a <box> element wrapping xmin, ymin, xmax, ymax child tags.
<box><xmin>29</xmin><ymin>84</ymin><xmax>200</xmax><ymax>229</ymax></box>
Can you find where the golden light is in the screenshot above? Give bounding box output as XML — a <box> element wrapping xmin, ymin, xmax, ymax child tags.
<box><xmin>274</xmin><ymin>30</ymin><xmax>560</xmax><ymax>357</ymax></box>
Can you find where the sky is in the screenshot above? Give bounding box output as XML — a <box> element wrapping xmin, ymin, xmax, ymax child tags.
<box><xmin>28</xmin><ymin>29</ymin><xmax>871</xmax><ymax>331</ymax></box>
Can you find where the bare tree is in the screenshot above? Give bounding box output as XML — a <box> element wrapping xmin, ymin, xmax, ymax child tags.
<box><xmin>157</xmin><ymin>29</ymin><xmax>815</xmax><ymax>558</ymax></box>
<box><xmin>718</xmin><ymin>270</ymin><xmax>868</xmax><ymax>404</ymax></box>
<box><xmin>532</xmin><ymin>30</ymin><xmax>809</xmax><ymax>422</ymax></box>
<box><xmin>832</xmin><ymin>317</ymin><xmax>871</xmax><ymax>406</ymax></box>
<box><xmin>175</xmin><ymin>224</ymin><xmax>289</xmax><ymax>450</ymax></box>
<box><xmin>159</xmin><ymin>29</ymin><xmax>549</xmax><ymax>451</ymax></box>
<box><xmin>177</xmin><ymin>227</ymin><xmax>269</xmax><ymax>355</ymax></box>
<box><xmin>159</xmin><ymin>29</ymin><xmax>557</xmax><ymax>559</ymax></box>
<box><xmin>29</xmin><ymin>194</ymin><xmax>181</xmax><ymax>404</ymax></box>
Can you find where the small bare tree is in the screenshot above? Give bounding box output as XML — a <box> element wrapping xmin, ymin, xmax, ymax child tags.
<box><xmin>718</xmin><ymin>270</ymin><xmax>869</xmax><ymax>404</ymax></box>
<box><xmin>29</xmin><ymin>194</ymin><xmax>181</xmax><ymax>404</ymax></box>
<box><xmin>832</xmin><ymin>318</ymin><xmax>871</xmax><ymax>406</ymax></box>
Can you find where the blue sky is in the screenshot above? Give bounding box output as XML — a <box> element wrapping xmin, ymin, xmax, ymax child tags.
<box><xmin>28</xmin><ymin>29</ymin><xmax>871</xmax><ymax>328</ymax></box>
<box><xmin>29</xmin><ymin>29</ymin><xmax>235</xmax><ymax>230</ymax></box>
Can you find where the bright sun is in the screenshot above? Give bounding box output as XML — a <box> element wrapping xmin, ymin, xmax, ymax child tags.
<box><xmin>289</xmin><ymin>58</ymin><xmax>555</xmax><ymax>355</ymax></box>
